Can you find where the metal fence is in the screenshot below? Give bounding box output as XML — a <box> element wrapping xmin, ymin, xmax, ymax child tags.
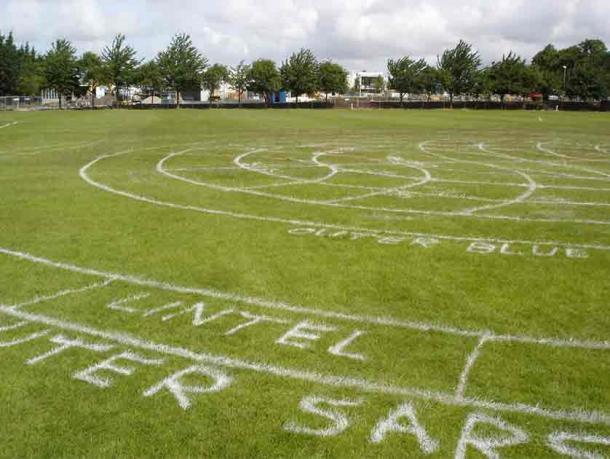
<box><xmin>0</xmin><ymin>96</ymin><xmax>44</xmax><ymax>111</ymax></box>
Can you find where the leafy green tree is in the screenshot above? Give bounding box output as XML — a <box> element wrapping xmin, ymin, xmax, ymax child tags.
<box><xmin>487</xmin><ymin>52</ymin><xmax>533</xmax><ymax>104</ymax></box>
<box><xmin>532</xmin><ymin>39</ymin><xmax>609</xmax><ymax>100</ymax></box>
<box><xmin>387</xmin><ymin>56</ymin><xmax>427</xmax><ymax>104</ymax></box>
<box><xmin>437</xmin><ymin>40</ymin><xmax>481</xmax><ymax>107</ymax></box>
<box><xmin>135</xmin><ymin>60</ymin><xmax>164</xmax><ymax>102</ymax></box>
<box><xmin>420</xmin><ymin>65</ymin><xmax>439</xmax><ymax>101</ymax></box>
<box><xmin>17</xmin><ymin>44</ymin><xmax>44</xmax><ymax>96</ymax></box>
<box><xmin>280</xmin><ymin>48</ymin><xmax>319</xmax><ymax>104</ymax></box>
<box><xmin>565</xmin><ymin>39</ymin><xmax>609</xmax><ymax>100</ymax></box>
<box><xmin>202</xmin><ymin>63</ymin><xmax>229</xmax><ymax>101</ymax></box>
<box><xmin>318</xmin><ymin>61</ymin><xmax>348</xmax><ymax>102</ymax></box>
<box><xmin>567</xmin><ymin>64</ymin><xmax>608</xmax><ymax>100</ymax></box>
<box><xmin>531</xmin><ymin>44</ymin><xmax>562</xmax><ymax>98</ymax></box>
<box><xmin>43</xmin><ymin>39</ymin><xmax>79</xmax><ymax>109</ymax></box>
<box><xmin>247</xmin><ymin>59</ymin><xmax>281</xmax><ymax>106</ymax></box>
<box><xmin>101</xmin><ymin>34</ymin><xmax>140</xmax><ymax>106</ymax></box>
<box><xmin>0</xmin><ymin>32</ymin><xmax>21</xmax><ymax>95</ymax></box>
<box><xmin>374</xmin><ymin>75</ymin><xmax>385</xmax><ymax>94</ymax></box>
<box><xmin>471</xmin><ymin>67</ymin><xmax>492</xmax><ymax>101</ymax></box>
<box><xmin>79</xmin><ymin>51</ymin><xmax>103</xmax><ymax>108</ymax></box>
<box><xmin>157</xmin><ymin>33</ymin><xmax>207</xmax><ymax>107</ymax></box>
<box><xmin>229</xmin><ymin>60</ymin><xmax>251</xmax><ymax>106</ymax></box>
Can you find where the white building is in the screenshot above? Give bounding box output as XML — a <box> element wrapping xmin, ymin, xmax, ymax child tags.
<box><xmin>348</xmin><ymin>71</ymin><xmax>386</xmax><ymax>95</ymax></box>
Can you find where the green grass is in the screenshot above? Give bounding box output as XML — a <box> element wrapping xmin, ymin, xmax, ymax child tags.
<box><xmin>0</xmin><ymin>108</ymin><xmax>609</xmax><ymax>457</ymax></box>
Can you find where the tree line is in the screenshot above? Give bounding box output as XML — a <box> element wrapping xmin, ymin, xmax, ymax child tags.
<box><xmin>387</xmin><ymin>39</ymin><xmax>610</xmax><ymax>106</ymax></box>
<box><xmin>0</xmin><ymin>31</ymin><xmax>608</xmax><ymax>108</ymax></box>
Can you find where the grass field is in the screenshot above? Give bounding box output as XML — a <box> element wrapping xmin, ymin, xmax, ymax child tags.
<box><xmin>0</xmin><ymin>108</ymin><xmax>609</xmax><ymax>457</ymax></box>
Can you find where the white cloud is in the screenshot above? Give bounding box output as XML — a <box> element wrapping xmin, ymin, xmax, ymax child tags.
<box><xmin>0</xmin><ymin>0</ymin><xmax>608</xmax><ymax>71</ymax></box>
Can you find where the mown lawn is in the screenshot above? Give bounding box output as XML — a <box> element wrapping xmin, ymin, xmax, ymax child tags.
<box><xmin>0</xmin><ymin>108</ymin><xmax>608</xmax><ymax>457</ymax></box>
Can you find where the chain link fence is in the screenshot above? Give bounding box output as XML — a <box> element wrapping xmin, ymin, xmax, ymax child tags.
<box><xmin>0</xmin><ymin>96</ymin><xmax>44</xmax><ymax>111</ymax></box>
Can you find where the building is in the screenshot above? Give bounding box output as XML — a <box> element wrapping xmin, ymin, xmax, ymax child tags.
<box><xmin>348</xmin><ymin>71</ymin><xmax>386</xmax><ymax>95</ymax></box>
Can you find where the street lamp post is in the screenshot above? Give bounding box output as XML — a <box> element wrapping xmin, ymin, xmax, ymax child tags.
<box><xmin>561</xmin><ymin>65</ymin><xmax>567</xmax><ymax>110</ymax></box>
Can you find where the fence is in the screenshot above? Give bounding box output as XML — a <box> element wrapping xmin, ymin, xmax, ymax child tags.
<box><xmin>368</xmin><ymin>100</ymin><xmax>610</xmax><ymax>111</ymax></box>
<box><xmin>0</xmin><ymin>96</ymin><xmax>43</xmax><ymax>111</ymax></box>
<box><xmin>131</xmin><ymin>101</ymin><xmax>335</xmax><ymax>110</ymax></box>
<box><xmin>2</xmin><ymin>95</ymin><xmax>608</xmax><ymax>112</ymax></box>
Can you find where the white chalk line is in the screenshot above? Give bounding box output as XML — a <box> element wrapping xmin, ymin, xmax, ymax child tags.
<box><xmin>422</xmin><ymin>142</ymin><xmax>540</xmax><ymax>215</ymax></box>
<box><xmin>536</xmin><ymin>143</ymin><xmax>610</xmax><ymax>179</ymax></box>
<box><xmin>462</xmin><ymin>171</ymin><xmax>537</xmax><ymax>214</ymax></box>
<box><xmin>418</xmin><ymin>141</ymin><xmax>610</xmax><ymax>224</ymax></box>
<box><xmin>477</xmin><ymin>143</ymin><xmax>610</xmax><ymax>183</ymax></box>
<box><xmin>126</xmin><ymin>141</ymin><xmax>609</xmax><ymax>213</ymax></box>
<box><xmin>0</xmin><ymin>303</ymin><xmax>608</xmax><ymax>426</ymax></box>
<box><xmin>0</xmin><ymin>320</ymin><xmax>28</xmax><ymax>332</ymax></box>
<box><xmin>0</xmin><ymin>246</ymin><xmax>608</xmax><ymax>352</ymax></box>
<box><xmin>389</xmin><ymin>190</ymin><xmax>610</xmax><ymax>208</ymax></box>
<box><xmin>79</xmin><ymin>149</ymin><xmax>610</xmax><ymax>251</ymax></box>
<box><xmin>158</xmin><ymin>148</ymin><xmax>610</xmax><ymax>226</ymax></box>
<box><xmin>444</xmin><ymin>142</ymin><xmax>610</xmax><ymax>182</ymax></box>
<box><xmin>324</xmin><ymin>156</ymin><xmax>432</xmax><ymax>204</ymax></box>
<box><xmin>0</xmin><ymin>121</ymin><xmax>17</xmax><ymax>130</ymax></box>
<box><xmin>455</xmin><ymin>335</ymin><xmax>490</xmax><ymax>399</ymax></box>
<box><xmin>434</xmin><ymin>177</ymin><xmax>610</xmax><ymax>193</ymax></box>
<box><xmin>0</xmin><ymin>140</ymin><xmax>104</xmax><ymax>158</ymax></box>
<box><xmin>6</xmin><ymin>279</ymin><xmax>114</xmax><ymax>310</ymax></box>
<box><xmin>234</xmin><ymin>149</ymin><xmax>339</xmax><ymax>185</ymax></box>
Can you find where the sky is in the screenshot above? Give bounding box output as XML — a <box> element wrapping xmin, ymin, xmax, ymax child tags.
<box><xmin>1</xmin><ymin>0</ymin><xmax>609</xmax><ymax>72</ymax></box>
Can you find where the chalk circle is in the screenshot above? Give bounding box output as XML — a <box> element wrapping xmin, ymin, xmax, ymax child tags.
<box><xmin>78</xmin><ymin>138</ymin><xmax>610</xmax><ymax>253</ymax></box>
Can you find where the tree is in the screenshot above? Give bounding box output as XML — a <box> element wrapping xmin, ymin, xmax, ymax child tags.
<box><xmin>531</xmin><ymin>39</ymin><xmax>609</xmax><ymax>101</ymax></box>
<box><xmin>247</xmin><ymin>59</ymin><xmax>281</xmax><ymax>106</ymax></box>
<box><xmin>437</xmin><ymin>40</ymin><xmax>481</xmax><ymax>107</ymax></box>
<box><xmin>471</xmin><ymin>67</ymin><xmax>492</xmax><ymax>102</ymax></box>
<box><xmin>43</xmin><ymin>39</ymin><xmax>79</xmax><ymax>109</ymax></box>
<box><xmin>101</xmin><ymin>34</ymin><xmax>139</xmax><ymax>106</ymax></box>
<box><xmin>79</xmin><ymin>51</ymin><xmax>103</xmax><ymax>108</ymax></box>
<box><xmin>318</xmin><ymin>61</ymin><xmax>348</xmax><ymax>102</ymax></box>
<box><xmin>135</xmin><ymin>60</ymin><xmax>163</xmax><ymax>102</ymax></box>
<box><xmin>387</xmin><ymin>56</ymin><xmax>427</xmax><ymax>104</ymax></box>
<box><xmin>531</xmin><ymin>44</ymin><xmax>562</xmax><ymax>98</ymax></box>
<box><xmin>280</xmin><ymin>48</ymin><xmax>319</xmax><ymax>104</ymax></box>
<box><xmin>229</xmin><ymin>60</ymin><xmax>251</xmax><ymax>106</ymax></box>
<box><xmin>202</xmin><ymin>63</ymin><xmax>229</xmax><ymax>102</ymax></box>
<box><xmin>157</xmin><ymin>33</ymin><xmax>207</xmax><ymax>108</ymax></box>
<box><xmin>487</xmin><ymin>52</ymin><xmax>533</xmax><ymax>104</ymax></box>
<box><xmin>565</xmin><ymin>39</ymin><xmax>609</xmax><ymax>100</ymax></box>
<box><xmin>17</xmin><ymin>43</ymin><xmax>44</xmax><ymax>96</ymax></box>
<box><xmin>420</xmin><ymin>65</ymin><xmax>439</xmax><ymax>101</ymax></box>
<box><xmin>351</xmin><ymin>76</ymin><xmax>360</xmax><ymax>94</ymax></box>
<box><xmin>373</xmin><ymin>75</ymin><xmax>385</xmax><ymax>94</ymax></box>
<box><xmin>0</xmin><ymin>32</ymin><xmax>21</xmax><ymax>95</ymax></box>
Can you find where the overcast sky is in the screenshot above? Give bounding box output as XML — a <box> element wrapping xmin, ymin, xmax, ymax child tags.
<box><xmin>1</xmin><ymin>0</ymin><xmax>608</xmax><ymax>72</ymax></box>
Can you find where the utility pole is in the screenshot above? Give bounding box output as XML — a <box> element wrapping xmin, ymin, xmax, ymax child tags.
<box><xmin>357</xmin><ymin>73</ymin><xmax>362</xmax><ymax>109</ymax></box>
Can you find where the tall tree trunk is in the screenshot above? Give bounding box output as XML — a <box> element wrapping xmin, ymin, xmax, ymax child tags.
<box><xmin>58</xmin><ymin>93</ymin><xmax>62</xmax><ymax>109</ymax></box>
<box><xmin>91</xmin><ymin>87</ymin><xmax>95</xmax><ymax>109</ymax></box>
<box><xmin>325</xmin><ymin>92</ymin><xmax>328</xmax><ymax>103</ymax></box>
<box><xmin>449</xmin><ymin>92</ymin><xmax>453</xmax><ymax>109</ymax></box>
<box><xmin>238</xmin><ymin>90</ymin><xmax>242</xmax><ymax>107</ymax></box>
<box><xmin>176</xmin><ymin>89</ymin><xmax>180</xmax><ymax>108</ymax></box>
<box><xmin>400</xmin><ymin>92</ymin><xmax>404</xmax><ymax>107</ymax></box>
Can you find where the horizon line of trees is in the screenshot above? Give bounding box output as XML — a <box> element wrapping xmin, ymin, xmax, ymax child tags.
<box><xmin>1</xmin><ymin>31</ymin><xmax>609</xmax><ymax>108</ymax></box>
